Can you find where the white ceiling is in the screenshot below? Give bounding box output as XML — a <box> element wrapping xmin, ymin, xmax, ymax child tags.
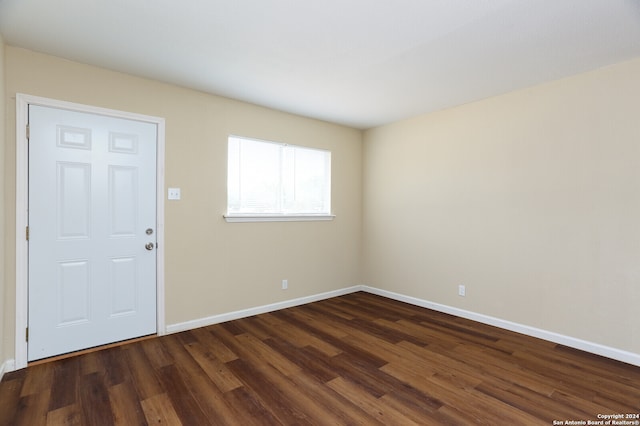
<box><xmin>1</xmin><ymin>0</ymin><xmax>639</xmax><ymax>129</ymax></box>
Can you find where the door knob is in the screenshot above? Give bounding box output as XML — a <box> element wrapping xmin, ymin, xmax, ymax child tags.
<box><xmin>145</xmin><ymin>242</ymin><xmax>154</xmax><ymax>251</ymax></box>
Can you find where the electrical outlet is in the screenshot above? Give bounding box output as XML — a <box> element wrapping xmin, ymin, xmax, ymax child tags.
<box><xmin>282</xmin><ymin>279</ymin><xmax>288</xmax><ymax>290</ymax></box>
<box><xmin>458</xmin><ymin>285</ymin><xmax>466</xmax><ymax>297</ymax></box>
<box><xmin>167</xmin><ymin>187</ymin><xmax>181</xmax><ymax>200</ymax></box>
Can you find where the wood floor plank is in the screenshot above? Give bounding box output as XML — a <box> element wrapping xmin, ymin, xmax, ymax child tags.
<box><xmin>183</xmin><ymin>341</ymin><xmax>243</xmax><ymax>393</ymax></box>
<box><xmin>108</xmin><ymin>381</ymin><xmax>148</xmax><ymax>426</ymax></box>
<box><xmin>99</xmin><ymin>347</ymin><xmax>131</xmax><ymax>387</ymax></box>
<box><xmin>280</xmin><ymin>309</ymin><xmax>389</xmax><ymax>368</ymax></box>
<box><xmin>263</xmin><ymin>338</ymin><xmax>339</xmax><ymax>383</ymax></box>
<box><xmin>233</xmin><ymin>332</ymin><xmax>302</xmax><ymax>376</ymax></box>
<box><xmin>1</xmin><ymin>292</ymin><xmax>638</xmax><ymax>425</ymax></box>
<box><xmin>79</xmin><ymin>351</ymin><xmax>103</xmax><ymax>376</ymax></box>
<box><xmin>225</xmin><ymin>358</ymin><xmax>315</xmax><ymax>424</ymax></box>
<box><xmin>327</xmin><ymin>376</ymin><xmax>422</xmax><ymax>425</ymax></box>
<box><xmin>222</xmin><ymin>386</ymin><xmax>281</xmax><ymax>426</ymax></box>
<box><xmin>13</xmin><ymin>388</ymin><xmax>51</xmax><ymax>426</ymax></box>
<box><xmin>330</xmin><ymin>321</ymin><xmax>441</xmax><ymax>376</ymax></box>
<box><xmin>227</xmin><ymin>364</ymin><xmax>349</xmax><ymax>426</ymax></box>
<box><xmin>0</xmin><ymin>374</ymin><xmax>24</xmax><ymax>426</ymax></box>
<box><xmin>159</xmin><ymin>333</ymin><xmax>241</xmax><ymax>426</ymax></box>
<box><xmin>436</xmin><ymin>405</ymin><xmax>492</xmax><ymax>425</ymax></box>
<box><xmin>121</xmin><ymin>344</ymin><xmax>163</xmax><ymax>402</ymax></box>
<box><xmin>140</xmin><ymin>393</ymin><xmax>183</xmax><ymax>426</ymax></box>
<box><xmin>233</xmin><ymin>316</ymin><xmax>275</xmax><ymax>341</ymax></box>
<box><xmin>241</xmin><ymin>312</ymin><xmax>342</xmax><ymax>357</ymax></box>
<box><xmin>19</xmin><ymin>362</ymin><xmax>54</xmax><ymax>397</ymax></box>
<box><xmin>78</xmin><ymin>372</ymin><xmax>115</xmax><ymax>426</ymax></box>
<box><xmin>139</xmin><ymin>337</ymin><xmax>175</xmax><ymax>370</ymax></box>
<box><xmin>213</xmin><ymin>328</ymin><xmax>344</xmax><ymax>424</ymax></box>
<box><xmin>46</xmin><ymin>404</ymin><xmax>82</xmax><ymax>426</ymax></box>
<box><xmin>379</xmin><ymin>392</ymin><xmax>462</xmax><ymax>426</ymax></box>
<box><xmin>274</xmin><ymin>308</ymin><xmax>350</xmax><ymax>340</ymax></box>
<box><xmin>307</xmin><ymin>300</ymin><xmax>360</xmax><ymax>322</ymax></box>
<box><xmin>287</xmin><ymin>371</ymin><xmax>384</xmax><ymax>425</ymax></box>
<box><xmin>401</xmin><ymin>340</ymin><xmax>559</xmax><ymax>396</ymax></box>
<box><xmin>320</xmin><ymin>335</ymin><xmax>446</xmax><ymax>413</ymax></box>
<box><xmin>378</xmin><ymin>317</ymin><xmax>460</xmax><ymax>351</ymax></box>
<box><xmin>474</xmin><ymin>380</ymin><xmax>593</xmax><ymax>421</ymax></box>
<box><xmin>164</xmin><ymin>347</ymin><xmax>238</xmax><ymax>426</ymax></box>
<box><xmin>512</xmin><ymin>348</ymin><xmax>640</xmax><ymax>407</ymax></box>
<box><xmin>327</xmin><ymin>352</ymin><xmax>400</xmax><ymax>399</ymax></box>
<box><xmin>190</xmin><ymin>327</ymin><xmax>239</xmax><ymax>363</ymax></box>
<box><xmin>382</xmin><ymin>361</ymin><xmax>545</xmax><ymax>424</ymax></box>
<box><xmin>156</xmin><ymin>364</ymin><xmax>214</xmax><ymax>426</ymax></box>
<box><xmin>348</xmin><ymin>293</ymin><xmax>425</xmax><ymax>318</ymax></box>
<box><xmin>47</xmin><ymin>357</ymin><xmax>80</xmax><ymax>412</ymax></box>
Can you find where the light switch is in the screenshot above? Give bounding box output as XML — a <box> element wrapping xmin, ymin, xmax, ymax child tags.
<box><xmin>168</xmin><ymin>188</ymin><xmax>181</xmax><ymax>200</ymax></box>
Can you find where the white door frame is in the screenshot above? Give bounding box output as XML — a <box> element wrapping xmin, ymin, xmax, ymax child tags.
<box><xmin>14</xmin><ymin>93</ymin><xmax>166</xmax><ymax>370</ymax></box>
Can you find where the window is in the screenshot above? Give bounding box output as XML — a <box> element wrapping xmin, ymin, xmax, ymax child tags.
<box><xmin>225</xmin><ymin>136</ymin><xmax>333</xmax><ymax>222</ymax></box>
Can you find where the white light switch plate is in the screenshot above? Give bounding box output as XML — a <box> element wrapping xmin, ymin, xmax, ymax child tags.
<box><xmin>168</xmin><ymin>188</ymin><xmax>181</xmax><ymax>200</ymax></box>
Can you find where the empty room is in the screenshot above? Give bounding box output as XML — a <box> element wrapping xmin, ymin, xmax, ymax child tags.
<box><xmin>1</xmin><ymin>0</ymin><xmax>639</xmax><ymax>424</ymax></box>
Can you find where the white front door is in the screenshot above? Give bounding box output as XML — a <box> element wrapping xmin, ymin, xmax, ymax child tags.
<box><xmin>28</xmin><ymin>105</ymin><xmax>158</xmax><ymax>361</ymax></box>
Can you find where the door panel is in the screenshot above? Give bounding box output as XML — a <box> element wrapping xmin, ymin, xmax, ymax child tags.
<box><xmin>57</xmin><ymin>162</ymin><xmax>91</xmax><ymax>239</ymax></box>
<box><xmin>110</xmin><ymin>256</ymin><xmax>138</xmax><ymax>316</ymax></box>
<box><xmin>28</xmin><ymin>105</ymin><xmax>157</xmax><ymax>361</ymax></box>
<box><xmin>58</xmin><ymin>260</ymin><xmax>91</xmax><ymax>325</ymax></box>
<box><xmin>109</xmin><ymin>165</ymin><xmax>138</xmax><ymax>236</ymax></box>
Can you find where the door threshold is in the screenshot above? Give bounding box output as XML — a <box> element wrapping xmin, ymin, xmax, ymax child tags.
<box><xmin>28</xmin><ymin>334</ymin><xmax>156</xmax><ymax>366</ymax></box>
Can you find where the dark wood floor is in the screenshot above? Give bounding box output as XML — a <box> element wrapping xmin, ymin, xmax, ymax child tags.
<box><xmin>1</xmin><ymin>292</ymin><xmax>639</xmax><ymax>425</ymax></box>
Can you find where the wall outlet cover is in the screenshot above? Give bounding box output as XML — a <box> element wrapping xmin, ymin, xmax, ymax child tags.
<box><xmin>168</xmin><ymin>188</ymin><xmax>181</xmax><ymax>200</ymax></box>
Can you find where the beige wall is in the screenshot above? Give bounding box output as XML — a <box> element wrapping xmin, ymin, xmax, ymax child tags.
<box><xmin>3</xmin><ymin>43</ymin><xmax>639</xmax><ymax>367</ymax></box>
<box><xmin>363</xmin><ymin>58</ymin><xmax>640</xmax><ymax>354</ymax></box>
<box><xmin>0</xmin><ymin>36</ymin><xmax>6</xmax><ymax>367</ymax></box>
<box><xmin>2</xmin><ymin>46</ymin><xmax>363</xmax><ymax>359</ymax></box>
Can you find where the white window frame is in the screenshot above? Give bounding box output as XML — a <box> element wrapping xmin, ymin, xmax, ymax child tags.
<box><xmin>224</xmin><ymin>135</ymin><xmax>334</xmax><ymax>223</ymax></box>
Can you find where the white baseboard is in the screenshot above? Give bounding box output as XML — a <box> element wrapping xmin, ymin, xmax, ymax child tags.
<box><xmin>166</xmin><ymin>286</ymin><xmax>362</xmax><ymax>334</ymax></box>
<box><xmin>165</xmin><ymin>284</ymin><xmax>639</xmax><ymax>367</ymax></box>
<box><xmin>1</xmin><ymin>359</ymin><xmax>16</xmax><ymax>382</ymax></box>
<box><xmin>362</xmin><ymin>285</ymin><xmax>640</xmax><ymax>367</ymax></box>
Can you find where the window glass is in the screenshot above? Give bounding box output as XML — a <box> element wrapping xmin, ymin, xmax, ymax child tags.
<box><xmin>227</xmin><ymin>136</ymin><xmax>331</xmax><ymax>216</ymax></box>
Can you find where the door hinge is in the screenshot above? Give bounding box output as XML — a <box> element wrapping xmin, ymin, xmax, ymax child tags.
<box><xmin>26</xmin><ymin>226</ymin><xmax>29</xmax><ymax>241</ymax></box>
<box><xmin>26</xmin><ymin>327</ymin><xmax>29</xmax><ymax>342</ymax></box>
<box><xmin>26</xmin><ymin>124</ymin><xmax>30</xmax><ymax>140</ymax></box>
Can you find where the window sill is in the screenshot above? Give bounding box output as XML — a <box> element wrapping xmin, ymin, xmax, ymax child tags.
<box><xmin>223</xmin><ymin>214</ymin><xmax>335</xmax><ymax>223</ymax></box>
